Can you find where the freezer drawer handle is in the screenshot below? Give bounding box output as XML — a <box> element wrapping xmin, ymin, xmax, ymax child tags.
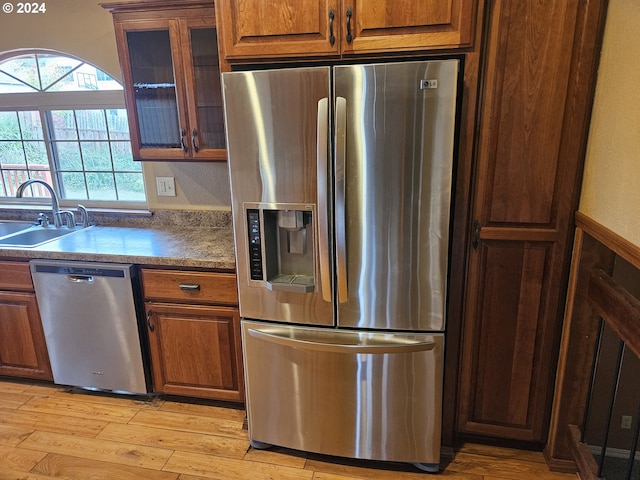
<box><xmin>247</xmin><ymin>328</ymin><xmax>435</xmax><ymax>354</ymax></box>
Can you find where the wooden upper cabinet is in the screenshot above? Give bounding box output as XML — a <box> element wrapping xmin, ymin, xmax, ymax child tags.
<box><xmin>216</xmin><ymin>0</ymin><xmax>477</xmax><ymax>62</ymax></box>
<box><xmin>102</xmin><ymin>1</ymin><xmax>226</xmax><ymax>161</ymax></box>
<box><xmin>217</xmin><ymin>0</ymin><xmax>339</xmax><ymax>58</ymax></box>
<box><xmin>347</xmin><ymin>0</ymin><xmax>476</xmax><ymax>54</ymax></box>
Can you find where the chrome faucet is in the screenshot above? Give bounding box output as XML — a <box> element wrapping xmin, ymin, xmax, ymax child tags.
<box><xmin>16</xmin><ymin>179</ymin><xmax>63</xmax><ymax>227</ymax></box>
<box><xmin>59</xmin><ymin>210</ymin><xmax>76</xmax><ymax>228</ymax></box>
<box><xmin>77</xmin><ymin>204</ymin><xmax>90</xmax><ymax>228</ymax></box>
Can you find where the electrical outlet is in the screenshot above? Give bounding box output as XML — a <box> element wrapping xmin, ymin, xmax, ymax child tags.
<box><xmin>156</xmin><ymin>177</ymin><xmax>176</xmax><ymax>197</ymax></box>
<box><xmin>621</xmin><ymin>415</ymin><xmax>633</xmax><ymax>429</ymax></box>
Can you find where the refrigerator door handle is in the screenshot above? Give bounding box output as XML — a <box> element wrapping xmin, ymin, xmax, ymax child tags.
<box><xmin>335</xmin><ymin>96</ymin><xmax>348</xmax><ymax>303</ymax></box>
<box><xmin>247</xmin><ymin>328</ymin><xmax>436</xmax><ymax>354</ymax></box>
<box><xmin>317</xmin><ymin>97</ymin><xmax>332</xmax><ymax>303</ymax></box>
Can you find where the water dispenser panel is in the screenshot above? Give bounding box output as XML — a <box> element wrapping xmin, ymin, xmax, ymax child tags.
<box><xmin>247</xmin><ymin>209</ymin><xmax>263</xmax><ymax>281</ymax></box>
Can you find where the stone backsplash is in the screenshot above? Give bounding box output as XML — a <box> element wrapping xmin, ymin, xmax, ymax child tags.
<box><xmin>0</xmin><ymin>208</ymin><xmax>232</xmax><ymax>229</ymax></box>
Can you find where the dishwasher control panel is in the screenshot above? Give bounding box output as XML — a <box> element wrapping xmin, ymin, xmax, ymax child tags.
<box><xmin>32</xmin><ymin>263</ymin><xmax>128</xmax><ymax>278</ymax></box>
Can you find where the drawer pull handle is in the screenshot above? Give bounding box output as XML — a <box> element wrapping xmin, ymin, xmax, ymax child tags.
<box><xmin>179</xmin><ymin>283</ymin><xmax>201</xmax><ymax>291</ymax></box>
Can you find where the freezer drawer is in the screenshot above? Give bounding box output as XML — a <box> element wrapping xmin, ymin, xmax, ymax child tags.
<box><xmin>242</xmin><ymin>320</ymin><xmax>444</xmax><ymax>465</ymax></box>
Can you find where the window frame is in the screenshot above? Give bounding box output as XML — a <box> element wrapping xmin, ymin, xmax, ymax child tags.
<box><xmin>0</xmin><ymin>50</ymin><xmax>147</xmax><ymax>210</ymax></box>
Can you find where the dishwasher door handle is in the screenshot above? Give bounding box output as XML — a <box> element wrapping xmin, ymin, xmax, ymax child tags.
<box><xmin>67</xmin><ymin>275</ymin><xmax>94</xmax><ymax>283</ymax></box>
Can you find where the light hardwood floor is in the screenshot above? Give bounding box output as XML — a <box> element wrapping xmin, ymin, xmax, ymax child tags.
<box><xmin>0</xmin><ymin>379</ymin><xmax>576</xmax><ymax>479</ymax></box>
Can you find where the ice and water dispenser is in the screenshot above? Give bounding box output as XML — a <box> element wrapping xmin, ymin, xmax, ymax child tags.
<box><xmin>246</xmin><ymin>204</ymin><xmax>315</xmax><ymax>293</ymax></box>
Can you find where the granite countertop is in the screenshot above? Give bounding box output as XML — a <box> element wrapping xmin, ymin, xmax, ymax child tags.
<box><xmin>0</xmin><ymin>210</ymin><xmax>237</xmax><ymax>271</ymax></box>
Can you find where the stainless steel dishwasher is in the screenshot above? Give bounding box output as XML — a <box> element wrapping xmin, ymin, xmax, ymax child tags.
<box><xmin>30</xmin><ymin>259</ymin><xmax>148</xmax><ymax>394</ymax></box>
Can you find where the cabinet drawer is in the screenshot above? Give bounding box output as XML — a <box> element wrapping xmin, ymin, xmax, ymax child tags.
<box><xmin>0</xmin><ymin>261</ymin><xmax>33</xmax><ymax>291</ymax></box>
<box><xmin>141</xmin><ymin>269</ymin><xmax>238</xmax><ymax>305</ymax></box>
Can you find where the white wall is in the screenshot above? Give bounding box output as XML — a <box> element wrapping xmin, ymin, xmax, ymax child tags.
<box><xmin>0</xmin><ymin>0</ymin><xmax>231</xmax><ymax>210</ymax></box>
<box><xmin>579</xmin><ymin>0</ymin><xmax>640</xmax><ymax>247</ymax></box>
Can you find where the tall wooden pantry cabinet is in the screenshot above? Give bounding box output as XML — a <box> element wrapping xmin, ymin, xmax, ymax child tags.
<box><xmin>456</xmin><ymin>0</ymin><xmax>608</xmax><ymax>443</ymax></box>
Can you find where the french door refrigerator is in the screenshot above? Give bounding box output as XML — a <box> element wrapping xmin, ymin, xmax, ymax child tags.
<box><xmin>223</xmin><ymin>59</ymin><xmax>459</xmax><ymax>472</ymax></box>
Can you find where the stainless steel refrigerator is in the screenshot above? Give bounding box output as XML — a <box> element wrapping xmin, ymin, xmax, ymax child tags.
<box><xmin>222</xmin><ymin>59</ymin><xmax>459</xmax><ymax>472</ymax></box>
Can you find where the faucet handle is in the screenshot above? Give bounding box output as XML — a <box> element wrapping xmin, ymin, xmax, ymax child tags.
<box><xmin>77</xmin><ymin>204</ymin><xmax>90</xmax><ymax>228</ymax></box>
<box><xmin>59</xmin><ymin>210</ymin><xmax>76</xmax><ymax>228</ymax></box>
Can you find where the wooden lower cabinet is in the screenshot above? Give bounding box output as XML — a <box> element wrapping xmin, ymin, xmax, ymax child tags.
<box><xmin>0</xmin><ymin>261</ymin><xmax>52</xmax><ymax>381</ymax></box>
<box><xmin>145</xmin><ymin>303</ymin><xmax>242</xmax><ymax>401</ymax></box>
<box><xmin>141</xmin><ymin>269</ymin><xmax>244</xmax><ymax>402</ymax></box>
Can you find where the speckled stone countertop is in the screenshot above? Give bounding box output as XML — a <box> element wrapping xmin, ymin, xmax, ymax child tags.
<box><xmin>0</xmin><ymin>209</ymin><xmax>236</xmax><ymax>271</ymax></box>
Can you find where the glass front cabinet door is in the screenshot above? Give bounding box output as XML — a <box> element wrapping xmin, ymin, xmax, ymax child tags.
<box><xmin>104</xmin><ymin>2</ymin><xmax>226</xmax><ymax>161</ymax></box>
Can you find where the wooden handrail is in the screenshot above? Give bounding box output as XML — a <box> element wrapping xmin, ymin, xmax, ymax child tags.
<box><xmin>576</xmin><ymin>211</ymin><xmax>640</xmax><ymax>271</ymax></box>
<box><xmin>588</xmin><ymin>268</ymin><xmax>640</xmax><ymax>359</ymax></box>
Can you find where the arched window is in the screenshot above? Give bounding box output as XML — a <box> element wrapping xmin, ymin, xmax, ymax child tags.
<box><xmin>0</xmin><ymin>50</ymin><xmax>146</xmax><ymax>207</ymax></box>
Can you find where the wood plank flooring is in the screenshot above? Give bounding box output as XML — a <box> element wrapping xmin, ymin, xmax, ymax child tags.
<box><xmin>0</xmin><ymin>379</ymin><xmax>577</xmax><ymax>479</ymax></box>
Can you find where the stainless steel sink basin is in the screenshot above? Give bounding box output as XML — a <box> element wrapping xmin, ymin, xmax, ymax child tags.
<box><xmin>0</xmin><ymin>225</ymin><xmax>92</xmax><ymax>247</ymax></box>
<box><xmin>0</xmin><ymin>221</ymin><xmax>35</xmax><ymax>238</ymax></box>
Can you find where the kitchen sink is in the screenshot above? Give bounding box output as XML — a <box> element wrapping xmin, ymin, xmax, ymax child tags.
<box><xmin>0</xmin><ymin>221</ymin><xmax>35</xmax><ymax>238</ymax></box>
<box><xmin>0</xmin><ymin>225</ymin><xmax>92</xmax><ymax>248</ymax></box>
